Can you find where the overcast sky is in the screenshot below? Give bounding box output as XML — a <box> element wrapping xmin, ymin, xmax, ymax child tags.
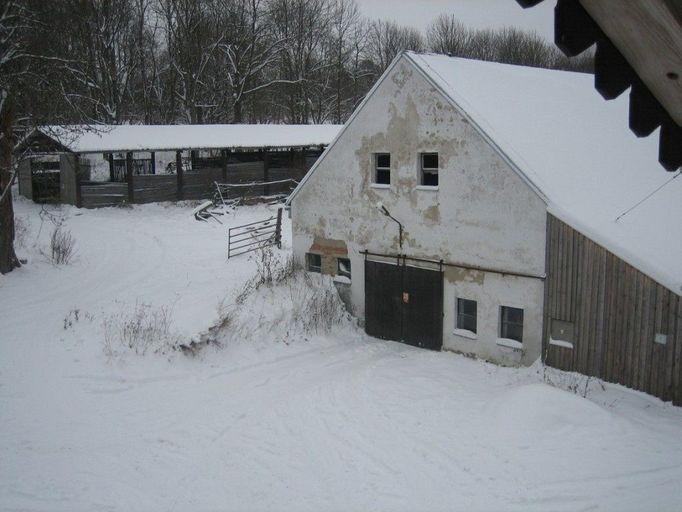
<box><xmin>356</xmin><ymin>0</ymin><xmax>555</xmax><ymax>41</ymax></box>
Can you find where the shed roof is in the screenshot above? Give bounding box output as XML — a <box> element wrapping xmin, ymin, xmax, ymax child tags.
<box><xmin>21</xmin><ymin>124</ymin><xmax>343</xmax><ymax>154</ymax></box>
<box><xmin>406</xmin><ymin>52</ymin><xmax>681</xmax><ymax>295</ymax></box>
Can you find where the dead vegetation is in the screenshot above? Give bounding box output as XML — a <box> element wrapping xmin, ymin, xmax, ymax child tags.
<box><xmin>103</xmin><ymin>302</ymin><xmax>181</xmax><ymax>358</ymax></box>
<box><xmin>194</xmin><ymin>246</ymin><xmax>350</xmax><ymax>353</ymax></box>
<box><xmin>49</xmin><ymin>226</ymin><xmax>76</xmax><ymax>265</ymax></box>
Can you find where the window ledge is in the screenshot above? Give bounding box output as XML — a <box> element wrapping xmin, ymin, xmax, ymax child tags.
<box><xmin>549</xmin><ymin>337</ymin><xmax>573</xmax><ymax>349</ymax></box>
<box><xmin>370</xmin><ymin>183</ymin><xmax>390</xmax><ymax>189</ymax></box>
<box><xmin>496</xmin><ymin>338</ymin><xmax>523</xmax><ymax>351</ymax></box>
<box><xmin>416</xmin><ymin>185</ymin><xmax>438</xmax><ymax>191</ymax></box>
<box><xmin>333</xmin><ymin>275</ymin><xmax>351</xmax><ymax>285</ymax></box>
<box><xmin>453</xmin><ymin>328</ymin><xmax>477</xmax><ymax>340</ymax></box>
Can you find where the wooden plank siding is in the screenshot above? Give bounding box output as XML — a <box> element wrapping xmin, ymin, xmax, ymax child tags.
<box><xmin>133</xmin><ymin>175</ymin><xmax>177</xmax><ymax>204</ymax></box>
<box><xmin>544</xmin><ymin>214</ymin><xmax>682</xmax><ymax>404</ymax></box>
<box><xmin>74</xmin><ymin>148</ymin><xmax>320</xmax><ymax>208</ymax></box>
<box><xmin>80</xmin><ymin>182</ymin><xmax>129</xmax><ymax>208</ymax></box>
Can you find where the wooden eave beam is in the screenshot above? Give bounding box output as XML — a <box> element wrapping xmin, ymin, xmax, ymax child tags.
<box><xmin>515</xmin><ymin>0</ymin><xmax>682</xmax><ymax>171</ymax></box>
<box><xmin>580</xmin><ymin>0</ymin><xmax>682</xmax><ymax>127</ymax></box>
<box><xmin>554</xmin><ymin>0</ymin><xmax>600</xmax><ymax>56</ymax></box>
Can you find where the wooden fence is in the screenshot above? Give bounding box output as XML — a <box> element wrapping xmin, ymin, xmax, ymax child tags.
<box><xmin>544</xmin><ymin>214</ymin><xmax>682</xmax><ymax>404</ymax></box>
<box><xmin>78</xmin><ymin>148</ymin><xmax>320</xmax><ymax>208</ymax></box>
<box><xmin>80</xmin><ymin>182</ymin><xmax>129</xmax><ymax>208</ymax></box>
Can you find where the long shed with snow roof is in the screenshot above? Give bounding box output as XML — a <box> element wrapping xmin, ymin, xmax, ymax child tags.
<box><xmin>16</xmin><ymin>124</ymin><xmax>341</xmax><ymax>207</ymax></box>
<box><xmin>287</xmin><ymin>51</ymin><xmax>682</xmax><ymax>404</ymax></box>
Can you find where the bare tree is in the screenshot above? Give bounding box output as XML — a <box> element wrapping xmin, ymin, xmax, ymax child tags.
<box><xmin>366</xmin><ymin>19</ymin><xmax>424</xmax><ymax>75</ymax></box>
<box><xmin>131</xmin><ymin>0</ymin><xmax>159</xmax><ymax>123</ymax></box>
<box><xmin>211</xmin><ymin>0</ymin><xmax>291</xmax><ymax>123</ymax></box>
<box><xmin>327</xmin><ymin>0</ymin><xmax>360</xmax><ymax>123</ymax></box>
<box><xmin>494</xmin><ymin>27</ymin><xmax>554</xmax><ymax>68</ymax></box>
<box><xmin>158</xmin><ymin>0</ymin><xmax>222</xmax><ymax>123</ymax></box>
<box><xmin>426</xmin><ymin>14</ymin><xmax>472</xmax><ymax>57</ymax></box>
<box><xmin>44</xmin><ymin>0</ymin><xmax>141</xmax><ymax>124</ymax></box>
<box><xmin>268</xmin><ymin>0</ymin><xmax>334</xmax><ymax>123</ymax></box>
<box><xmin>426</xmin><ymin>15</ymin><xmax>593</xmax><ymax>73</ymax></box>
<box><xmin>0</xmin><ymin>0</ymin><xmax>28</xmax><ymax>273</ymax></box>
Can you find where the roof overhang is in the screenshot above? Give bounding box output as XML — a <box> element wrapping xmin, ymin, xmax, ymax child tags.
<box><xmin>516</xmin><ymin>0</ymin><xmax>682</xmax><ymax>171</ymax></box>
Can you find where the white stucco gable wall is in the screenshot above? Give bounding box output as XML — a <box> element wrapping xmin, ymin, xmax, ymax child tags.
<box><xmin>290</xmin><ymin>55</ymin><xmax>547</xmax><ymax>365</ymax></box>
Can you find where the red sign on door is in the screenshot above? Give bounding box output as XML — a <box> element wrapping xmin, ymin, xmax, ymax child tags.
<box><xmin>402</xmin><ymin>292</ymin><xmax>409</xmax><ymax>304</ymax></box>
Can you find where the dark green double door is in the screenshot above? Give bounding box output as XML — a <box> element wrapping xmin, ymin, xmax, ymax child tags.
<box><xmin>365</xmin><ymin>259</ymin><xmax>443</xmax><ymax>351</ymax></box>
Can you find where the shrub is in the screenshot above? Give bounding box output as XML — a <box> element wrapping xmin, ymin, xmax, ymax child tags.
<box><xmin>103</xmin><ymin>302</ymin><xmax>181</xmax><ymax>357</ymax></box>
<box><xmin>211</xmin><ymin>251</ymin><xmax>351</xmax><ymax>347</ymax></box>
<box><xmin>49</xmin><ymin>226</ymin><xmax>76</xmax><ymax>264</ymax></box>
<box><xmin>14</xmin><ymin>215</ymin><xmax>28</xmax><ymax>248</ymax></box>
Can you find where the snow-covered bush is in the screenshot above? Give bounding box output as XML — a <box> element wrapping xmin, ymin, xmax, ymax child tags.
<box><xmin>49</xmin><ymin>226</ymin><xmax>76</xmax><ymax>264</ymax></box>
<box><xmin>103</xmin><ymin>302</ymin><xmax>181</xmax><ymax>357</ymax></box>
<box><xmin>210</xmin><ymin>247</ymin><xmax>351</xmax><ymax>346</ymax></box>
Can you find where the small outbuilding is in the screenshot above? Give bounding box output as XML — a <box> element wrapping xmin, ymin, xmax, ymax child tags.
<box><xmin>15</xmin><ymin>124</ymin><xmax>342</xmax><ymax>207</ymax></box>
<box><xmin>287</xmin><ymin>52</ymin><xmax>682</xmax><ymax>404</ymax></box>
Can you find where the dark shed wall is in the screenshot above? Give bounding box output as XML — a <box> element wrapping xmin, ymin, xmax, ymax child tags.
<box><xmin>59</xmin><ymin>154</ymin><xmax>79</xmax><ymax>206</ymax></box>
<box><xmin>18</xmin><ymin>159</ymin><xmax>32</xmax><ymax>199</ymax></box>
<box><xmin>544</xmin><ymin>214</ymin><xmax>682</xmax><ymax>404</ymax></box>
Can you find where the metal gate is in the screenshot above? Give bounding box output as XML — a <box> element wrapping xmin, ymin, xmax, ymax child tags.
<box><xmin>365</xmin><ymin>256</ymin><xmax>443</xmax><ymax>351</ymax></box>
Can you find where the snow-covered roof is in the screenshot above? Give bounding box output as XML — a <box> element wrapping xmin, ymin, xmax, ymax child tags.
<box><xmin>30</xmin><ymin>124</ymin><xmax>342</xmax><ymax>153</ymax></box>
<box><xmin>291</xmin><ymin>52</ymin><xmax>681</xmax><ymax>294</ymax></box>
<box><xmin>405</xmin><ymin>52</ymin><xmax>681</xmax><ymax>295</ymax></box>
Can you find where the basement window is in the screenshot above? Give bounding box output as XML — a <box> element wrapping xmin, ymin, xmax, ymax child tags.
<box><xmin>420</xmin><ymin>153</ymin><xmax>439</xmax><ymax>187</ymax></box>
<box><xmin>500</xmin><ymin>306</ymin><xmax>524</xmax><ymax>343</ymax></box>
<box><xmin>456</xmin><ymin>298</ymin><xmax>477</xmax><ymax>334</ymax></box>
<box><xmin>337</xmin><ymin>258</ymin><xmax>351</xmax><ymax>279</ymax></box>
<box><xmin>373</xmin><ymin>153</ymin><xmax>391</xmax><ymax>185</ymax></box>
<box><xmin>306</xmin><ymin>253</ymin><xmax>321</xmax><ymax>273</ymax></box>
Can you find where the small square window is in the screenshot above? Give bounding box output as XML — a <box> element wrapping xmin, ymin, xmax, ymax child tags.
<box><xmin>456</xmin><ymin>298</ymin><xmax>477</xmax><ymax>333</ymax></box>
<box><xmin>500</xmin><ymin>306</ymin><xmax>524</xmax><ymax>343</ymax></box>
<box><xmin>420</xmin><ymin>153</ymin><xmax>438</xmax><ymax>187</ymax></box>
<box><xmin>306</xmin><ymin>253</ymin><xmax>321</xmax><ymax>273</ymax></box>
<box><xmin>374</xmin><ymin>153</ymin><xmax>390</xmax><ymax>185</ymax></box>
<box><xmin>337</xmin><ymin>258</ymin><xmax>351</xmax><ymax>279</ymax></box>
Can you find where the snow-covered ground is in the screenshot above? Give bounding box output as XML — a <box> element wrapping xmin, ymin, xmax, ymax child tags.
<box><xmin>2</xmin><ymin>197</ymin><xmax>682</xmax><ymax>512</ymax></box>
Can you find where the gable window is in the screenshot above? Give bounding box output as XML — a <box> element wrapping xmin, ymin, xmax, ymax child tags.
<box><xmin>500</xmin><ymin>306</ymin><xmax>524</xmax><ymax>343</ymax></box>
<box><xmin>306</xmin><ymin>253</ymin><xmax>321</xmax><ymax>273</ymax></box>
<box><xmin>337</xmin><ymin>258</ymin><xmax>351</xmax><ymax>279</ymax></box>
<box><xmin>420</xmin><ymin>153</ymin><xmax>439</xmax><ymax>187</ymax></box>
<box><xmin>374</xmin><ymin>153</ymin><xmax>391</xmax><ymax>185</ymax></box>
<box><xmin>456</xmin><ymin>298</ymin><xmax>477</xmax><ymax>334</ymax></box>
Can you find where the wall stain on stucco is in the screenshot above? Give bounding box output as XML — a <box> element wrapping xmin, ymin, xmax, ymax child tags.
<box><xmin>423</xmin><ymin>205</ymin><xmax>440</xmax><ymax>224</ymax></box>
<box><xmin>445</xmin><ymin>266</ymin><xmax>485</xmax><ymax>285</ymax></box>
<box><xmin>391</xmin><ymin>65</ymin><xmax>413</xmax><ymax>89</ymax></box>
<box><xmin>351</xmin><ymin>87</ymin><xmax>465</xmax><ymax>255</ymax></box>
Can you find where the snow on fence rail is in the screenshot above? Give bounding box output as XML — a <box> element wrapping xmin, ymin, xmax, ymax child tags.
<box><xmin>227</xmin><ymin>208</ymin><xmax>283</xmax><ymax>259</ymax></box>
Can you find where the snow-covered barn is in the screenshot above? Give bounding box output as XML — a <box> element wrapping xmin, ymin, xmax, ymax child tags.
<box><xmin>287</xmin><ymin>52</ymin><xmax>682</xmax><ymax>403</ymax></box>
<box><xmin>15</xmin><ymin>124</ymin><xmax>341</xmax><ymax>207</ymax></box>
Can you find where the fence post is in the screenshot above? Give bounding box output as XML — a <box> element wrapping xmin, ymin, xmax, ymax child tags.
<box><xmin>150</xmin><ymin>151</ymin><xmax>156</xmax><ymax>174</ymax></box>
<box><xmin>176</xmin><ymin>150</ymin><xmax>184</xmax><ymax>200</ymax></box>
<box><xmin>276</xmin><ymin>207</ymin><xmax>283</xmax><ymax>249</ymax></box>
<box><xmin>108</xmin><ymin>153</ymin><xmax>115</xmax><ymax>182</ymax></box>
<box><xmin>221</xmin><ymin>149</ymin><xmax>228</xmax><ymax>182</ymax></box>
<box><xmin>262</xmin><ymin>149</ymin><xmax>270</xmax><ymax>197</ymax></box>
<box><xmin>126</xmin><ymin>151</ymin><xmax>134</xmax><ymax>203</ymax></box>
<box><xmin>75</xmin><ymin>153</ymin><xmax>82</xmax><ymax>208</ymax></box>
